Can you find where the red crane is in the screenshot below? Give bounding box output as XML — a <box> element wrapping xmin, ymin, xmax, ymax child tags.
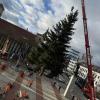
<box><xmin>81</xmin><ymin>0</ymin><xmax>96</xmax><ymax>100</ymax></box>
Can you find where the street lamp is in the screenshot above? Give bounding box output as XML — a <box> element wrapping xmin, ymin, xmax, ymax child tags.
<box><xmin>0</xmin><ymin>3</ymin><xmax>4</xmax><ymax>17</ymax></box>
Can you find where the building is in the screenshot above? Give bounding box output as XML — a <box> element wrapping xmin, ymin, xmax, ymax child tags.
<box><xmin>65</xmin><ymin>48</ymin><xmax>100</xmax><ymax>99</ymax></box>
<box><xmin>66</xmin><ymin>48</ymin><xmax>100</xmax><ymax>87</ymax></box>
<box><xmin>67</xmin><ymin>59</ymin><xmax>77</xmax><ymax>75</ymax></box>
<box><xmin>66</xmin><ymin>49</ymin><xmax>80</xmax><ymax>75</ymax></box>
<box><xmin>67</xmin><ymin>59</ymin><xmax>100</xmax><ymax>87</ymax></box>
<box><xmin>67</xmin><ymin>49</ymin><xmax>80</xmax><ymax>60</ymax></box>
<box><xmin>77</xmin><ymin>63</ymin><xmax>100</xmax><ymax>99</ymax></box>
<box><xmin>66</xmin><ymin>49</ymin><xmax>100</xmax><ymax>88</ymax></box>
<box><xmin>67</xmin><ymin>58</ymin><xmax>100</xmax><ymax>88</ymax></box>
<box><xmin>78</xmin><ymin>63</ymin><xmax>100</xmax><ymax>87</ymax></box>
<box><xmin>0</xmin><ymin>18</ymin><xmax>37</xmax><ymax>61</ymax></box>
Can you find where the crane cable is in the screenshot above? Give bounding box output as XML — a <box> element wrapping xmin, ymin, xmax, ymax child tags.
<box><xmin>72</xmin><ymin>0</ymin><xmax>80</xmax><ymax>12</ymax></box>
<box><xmin>72</xmin><ymin>0</ymin><xmax>77</xmax><ymax>9</ymax></box>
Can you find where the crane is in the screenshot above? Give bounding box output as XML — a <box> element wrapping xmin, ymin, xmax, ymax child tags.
<box><xmin>81</xmin><ymin>0</ymin><xmax>96</xmax><ymax>100</ymax></box>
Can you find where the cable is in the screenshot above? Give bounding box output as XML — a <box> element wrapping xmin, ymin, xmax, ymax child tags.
<box><xmin>72</xmin><ymin>0</ymin><xmax>79</xmax><ymax>11</ymax></box>
<box><xmin>72</xmin><ymin>0</ymin><xmax>75</xmax><ymax>9</ymax></box>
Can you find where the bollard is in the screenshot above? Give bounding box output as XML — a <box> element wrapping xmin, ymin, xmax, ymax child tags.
<box><xmin>0</xmin><ymin>62</ymin><xmax>7</xmax><ymax>70</ymax></box>
<box><xmin>19</xmin><ymin>71</ymin><xmax>25</xmax><ymax>78</ymax></box>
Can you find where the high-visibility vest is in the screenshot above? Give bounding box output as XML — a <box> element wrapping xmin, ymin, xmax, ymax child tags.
<box><xmin>19</xmin><ymin>90</ymin><xmax>28</xmax><ymax>97</ymax></box>
<box><xmin>4</xmin><ymin>85</ymin><xmax>11</xmax><ymax>92</ymax></box>
<box><xmin>28</xmin><ymin>80</ymin><xmax>33</xmax><ymax>85</ymax></box>
<box><xmin>19</xmin><ymin>90</ymin><xmax>22</xmax><ymax>97</ymax></box>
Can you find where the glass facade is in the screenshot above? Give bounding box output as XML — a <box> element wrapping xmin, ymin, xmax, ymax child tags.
<box><xmin>0</xmin><ymin>36</ymin><xmax>6</xmax><ymax>49</ymax></box>
<box><xmin>0</xmin><ymin>34</ymin><xmax>33</xmax><ymax>61</ymax></box>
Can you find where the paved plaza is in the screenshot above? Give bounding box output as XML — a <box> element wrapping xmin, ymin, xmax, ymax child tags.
<box><xmin>0</xmin><ymin>61</ymin><xmax>67</xmax><ymax>100</ymax></box>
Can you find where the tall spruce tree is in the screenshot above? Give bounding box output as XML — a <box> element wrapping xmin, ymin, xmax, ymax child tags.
<box><xmin>41</xmin><ymin>8</ymin><xmax>78</xmax><ymax>77</ymax></box>
<box><xmin>28</xmin><ymin>8</ymin><xmax>78</xmax><ymax>77</ymax></box>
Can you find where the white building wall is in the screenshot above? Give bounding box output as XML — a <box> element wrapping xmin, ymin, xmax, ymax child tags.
<box><xmin>67</xmin><ymin>59</ymin><xmax>77</xmax><ymax>74</ymax></box>
<box><xmin>78</xmin><ymin>65</ymin><xmax>100</xmax><ymax>87</ymax></box>
<box><xmin>67</xmin><ymin>59</ymin><xmax>100</xmax><ymax>87</ymax></box>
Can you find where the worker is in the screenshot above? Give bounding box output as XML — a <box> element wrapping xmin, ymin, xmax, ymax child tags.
<box><xmin>4</xmin><ymin>83</ymin><xmax>12</xmax><ymax>93</ymax></box>
<box><xmin>18</xmin><ymin>90</ymin><xmax>28</xmax><ymax>98</ymax></box>
<box><xmin>27</xmin><ymin>80</ymin><xmax>33</xmax><ymax>87</ymax></box>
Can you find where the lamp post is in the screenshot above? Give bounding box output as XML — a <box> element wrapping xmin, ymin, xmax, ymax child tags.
<box><xmin>0</xmin><ymin>4</ymin><xmax>4</xmax><ymax>17</ymax></box>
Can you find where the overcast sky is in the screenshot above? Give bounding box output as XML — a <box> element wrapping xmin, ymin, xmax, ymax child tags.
<box><xmin>0</xmin><ymin>0</ymin><xmax>100</xmax><ymax>66</ymax></box>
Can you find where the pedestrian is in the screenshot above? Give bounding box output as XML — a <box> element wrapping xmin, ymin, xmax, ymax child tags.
<box><xmin>28</xmin><ymin>80</ymin><xmax>33</xmax><ymax>87</ymax></box>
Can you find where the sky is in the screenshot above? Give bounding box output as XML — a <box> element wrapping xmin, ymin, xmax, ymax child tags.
<box><xmin>0</xmin><ymin>0</ymin><xmax>100</xmax><ymax>66</ymax></box>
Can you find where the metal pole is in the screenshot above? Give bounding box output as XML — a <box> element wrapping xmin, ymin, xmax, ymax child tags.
<box><xmin>64</xmin><ymin>75</ymin><xmax>74</xmax><ymax>97</ymax></box>
<box><xmin>81</xmin><ymin>0</ymin><xmax>96</xmax><ymax>99</ymax></box>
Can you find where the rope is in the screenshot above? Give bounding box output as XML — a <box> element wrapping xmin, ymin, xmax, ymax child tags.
<box><xmin>73</xmin><ymin>0</ymin><xmax>76</xmax><ymax>8</ymax></box>
<box><xmin>72</xmin><ymin>0</ymin><xmax>79</xmax><ymax>11</ymax></box>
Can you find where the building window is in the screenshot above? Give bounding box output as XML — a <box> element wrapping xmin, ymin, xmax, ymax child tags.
<box><xmin>93</xmin><ymin>74</ymin><xmax>97</xmax><ymax>78</ymax></box>
<box><xmin>98</xmin><ymin>76</ymin><xmax>100</xmax><ymax>79</ymax></box>
<box><xmin>95</xmin><ymin>81</ymin><xmax>97</xmax><ymax>85</ymax></box>
<box><xmin>81</xmin><ymin>68</ymin><xmax>83</xmax><ymax>71</ymax></box>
